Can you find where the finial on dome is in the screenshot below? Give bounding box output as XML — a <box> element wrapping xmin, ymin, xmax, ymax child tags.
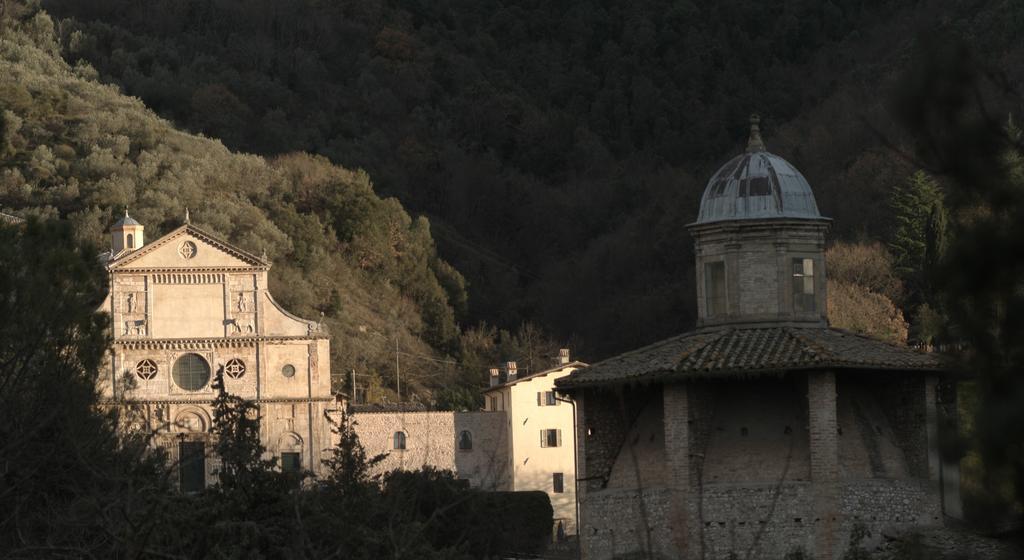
<box><xmin>124</xmin><ymin>207</ymin><xmax>129</xmax><ymax>217</ymax></box>
<box><xmin>184</xmin><ymin>207</ymin><xmax>190</xmax><ymax>224</ymax></box>
<box><xmin>746</xmin><ymin>113</ymin><xmax>766</xmax><ymax>152</ymax></box>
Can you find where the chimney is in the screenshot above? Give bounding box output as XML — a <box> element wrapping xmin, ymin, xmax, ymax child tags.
<box><xmin>557</xmin><ymin>348</ymin><xmax>571</xmax><ymax>365</ymax></box>
<box><xmin>505</xmin><ymin>361</ymin><xmax>518</xmax><ymax>381</ymax></box>
<box><xmin>488</xmin><ymin>368</ymin><xmax>501</xmax><ymax>387</ymax></box>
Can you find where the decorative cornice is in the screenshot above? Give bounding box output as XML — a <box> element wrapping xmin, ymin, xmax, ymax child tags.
<box><xmin>112</xmin><ymin>268</ymin><xmax>265</xmax><ymax>276</ymax></box>
<box><xmin>114</xmin><ymin>335</ymin><xmax>326</xmax><ymax>350</ymax></box>
<box><xmin>101</xmin><ymin>396</ymin><xmax>337</xmax><ymax>405</ymax></box>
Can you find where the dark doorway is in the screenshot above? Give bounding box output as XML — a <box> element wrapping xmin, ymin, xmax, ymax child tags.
<box><xmin>179</xmin><ymin>441</ymin><xmax>206</xmax><ymax>493</ymax></box>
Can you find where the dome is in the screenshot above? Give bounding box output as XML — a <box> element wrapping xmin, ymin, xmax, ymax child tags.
<box><xmin>695</xmin><ymin>116</ymin><xmax>821</xmax><ymax>224</ymax></box>
<box><xmin>113</xmin><ymin>210</ymin><xmax>141</xmax><ymax>227</ymax></box>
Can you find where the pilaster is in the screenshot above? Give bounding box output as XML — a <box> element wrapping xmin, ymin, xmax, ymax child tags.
<box><xmin>807</xmin><ymin>371</ymin><xmax>838</xmax><ymax>559</ymax></box>
<box><xmin>664</xmin><ymin>383</ymin><xmax>690</xmax><ymax>558</ymax></box>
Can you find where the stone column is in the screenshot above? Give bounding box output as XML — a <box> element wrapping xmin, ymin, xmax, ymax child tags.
<box><xmin>664</xmin><ymin>383</ymin><xmax>691</xmax><ymax>558</ymax></box>
<box><xmin>807</xmin><ymin>371</ymin><xmax>839</xmax><ymax>559</ymax></box>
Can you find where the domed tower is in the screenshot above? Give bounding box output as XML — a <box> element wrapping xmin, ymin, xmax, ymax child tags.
<box><xmin>687</xmin><ymin>115</ymin><xmax>831</xmax><ymax>328</ymax></box>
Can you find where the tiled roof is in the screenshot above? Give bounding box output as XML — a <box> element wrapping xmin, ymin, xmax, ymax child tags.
<box><xmin>556</xmin><ymin>326</ymin><xmax>947</xmax><ymax>389</ymax></box>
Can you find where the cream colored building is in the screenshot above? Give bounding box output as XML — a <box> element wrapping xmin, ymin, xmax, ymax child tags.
<box><xmin>98</xmin><ymin>213</ymin><xmax>335</xmax><ymax>491</ymax></box>
<box><xmin>483</xmin><ymin>351</ymin><xmax>584</xmax><ymax>536</ymax></box>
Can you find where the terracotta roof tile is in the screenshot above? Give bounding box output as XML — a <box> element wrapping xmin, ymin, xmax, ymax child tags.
<box><xmin>557</xmin><ymin>326</ymin><xmax>947</xmax><ymax>389</ymax></box>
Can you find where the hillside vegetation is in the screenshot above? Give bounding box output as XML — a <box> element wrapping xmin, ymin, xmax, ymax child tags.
<box><xmin>0</xmin><ymin>10</ymin><xmax>471</xmax><ymax>399</ymax></box>
<box><xmin>39</xmin><ymin>0</ymin><xmax>1024</xmax><ymax>358</ymax></box>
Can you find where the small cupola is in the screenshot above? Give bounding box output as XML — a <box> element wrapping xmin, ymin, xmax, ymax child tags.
<box><xmin>111</xmin><ymin>209</ymin><xmax>144</xmax><ymax>254</ymax></box>
<box><xmin>687</xmin><ymin>115</ymin><xmax>832</xmax><ymax>328</ymax></box>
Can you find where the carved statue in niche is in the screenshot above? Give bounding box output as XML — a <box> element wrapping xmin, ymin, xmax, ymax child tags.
<box><xmin>228</xmin><ymin>291</ymin><xmax>256</xmax><ymax>336</ymax></box>
<box><xmin>126</xmin><ymin>292</ymin><xmax>136</xmax><ymax>313</ymax></box>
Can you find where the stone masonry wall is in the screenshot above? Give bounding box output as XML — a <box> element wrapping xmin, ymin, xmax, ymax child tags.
<box><xmin>351</xmin><ymin>410</ymin><xmax>509</xmax><ymax>489</ymax></box>
<box><xmin>879</xmin><ymin>376</ymin><xmax>929</xmax><ymax>479</ymax></box>
<box><xmin>579</xmin><ymin>374</ymin><xmax>944</xmax><ymax>559</ymax></box>
<box><xmin>581</xmin><ymin>386</ymin><xmax>657</xmax><ymax>492</ymax></box>
<box><xmin>580</xmin><ymin>488</ymin><xmax>675</xmax><ymax>560</ymax></box>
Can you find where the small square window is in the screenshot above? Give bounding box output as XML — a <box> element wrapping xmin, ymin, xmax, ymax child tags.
<box><xmin>553</xmin><ymin>472</ymin><xmax>565</xmax><ymax>493</ymax></box>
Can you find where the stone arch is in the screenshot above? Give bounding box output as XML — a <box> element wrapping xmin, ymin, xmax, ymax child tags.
<box><xmin>174</xmin><ymin>407</ymin><xmax>210</xmax><ymax>433</ymax></box>
<box><xmin>278</xmin><ymin>431</ymin><xmax>303</xmax><ymax>452</ymax></box>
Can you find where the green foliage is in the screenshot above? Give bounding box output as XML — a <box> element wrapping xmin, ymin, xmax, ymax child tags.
<box><xmin>888</xmin><ymin>170</ymin><xmax>949</xmax><ymax>307</ymax></box>
<box><xmin>455</xmin><ymin>321</ymin><xmax>565</xmax><ymax>391</ymax></box>
<box><xmin>0</xmin><ymin>217</ymin><xmax>172</xmax><ymax>557</ymax></box>
<box><xmin>209</xmin><ymin>369</ymin><xmax>293</xmax><ymax>492</ymax></box>
<box><xmin>893</xmin><ymin>30</ymin><xmax>1024</xmax><ymax>523</ymax></box>
<box><xmin>0</xmin><ymin>13</ymin><xmax>466</xmax><ymax>399</ymax></box>
<box><xmin>42</xmin><ymin>0</ymin><xmax>984</xmax><ymax>359</ymax></box>
<box><xmin>826</xmin><ymin>242</ymin><xmax>908</xmax><ymax>343</ymax></box>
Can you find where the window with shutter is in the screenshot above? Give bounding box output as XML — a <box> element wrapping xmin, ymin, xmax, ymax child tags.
<box><xmin>553</xmin><ymin>472</ymin><xmax>564</xmax><ymax>493</ymax></box>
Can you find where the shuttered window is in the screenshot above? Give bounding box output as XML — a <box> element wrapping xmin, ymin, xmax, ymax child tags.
<box><xmin>540</xmin><ymin>429</ymin><xmax>561</xmax><ymax>448</ymax></box>
<box><xmin>536</xmin><ymin>391</ymin><xmax>560</xmax><ymax>406</ymax></box>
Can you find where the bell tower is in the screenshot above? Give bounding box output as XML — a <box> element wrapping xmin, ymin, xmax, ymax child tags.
<box><xmin>111</xmin><ymin>210</ymin><xmax>144</xmax><ymax>254</ymax></box>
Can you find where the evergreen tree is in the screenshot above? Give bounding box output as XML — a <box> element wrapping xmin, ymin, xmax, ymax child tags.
<box><xmin>209</xmin><ymin>368</ymin><xmax>286</xmax><ymax>492</ymax></box>
<box><xmin>889</xmin><ymin>170</ymin><xmax>948</xmax><ymax>305</ymax></box>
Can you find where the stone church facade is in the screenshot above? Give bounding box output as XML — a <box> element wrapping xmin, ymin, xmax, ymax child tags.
<box><xmin>98</xmin><ymin>214</ymin><xmax>335</xmax><ymax>491</ymax></box>
<box><xmin>557</xmin><ymin>117</ymin><xmax>954</xmax><ymax>559</ymax></box>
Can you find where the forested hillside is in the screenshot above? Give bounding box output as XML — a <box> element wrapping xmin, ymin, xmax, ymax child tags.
<box><xmin>0</xmin><ymin>8</ymin><xmax>472</xmax><ymax>400</ymax></box>
<box><xmin>37</xmin><ymin>0</ymin><xmax>1024</xmax><ymax>360</ymax></box>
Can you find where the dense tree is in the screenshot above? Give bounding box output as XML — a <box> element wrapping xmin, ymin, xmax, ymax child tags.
<box><xmin>892</xmin><ymin>30</ymin><xmax>1024</xmax><ymax>523</ymax></box>
<box><xmin>825</xmin><ymin>242</ymin><xmax>907</xmax><ymax>343</ymax></box>
<box><xmin>0</xmin><ymin>217</ymin><xmax>171</xmax><ymax>558</ymax></box>
<box><xmin>0</xmin><ymin>10</ymin><xmax>467</xmax><ymax>400</ymax></box>
<box><xmin>888</xmin><ymin>170</ymin><xmax>948</xmax><ymax>308</ymax></box>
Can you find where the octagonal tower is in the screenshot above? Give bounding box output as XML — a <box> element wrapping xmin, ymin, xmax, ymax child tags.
<box><xmin>687</xmin><ymin>115</ymin><xmax>831</xmax><ymax>328</ymax></box>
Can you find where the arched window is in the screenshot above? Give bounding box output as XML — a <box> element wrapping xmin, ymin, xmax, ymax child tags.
<box><xmin>393</xmin><ymin>431</ymin><xmax>406</xmax><ymax>450</ymax></box>
<box><xmin>458</xmin><ymin>430</ymin><xmax>473</xmax><ymax>451</ymax></box>
<box><xmin>126</xmin><ymin>233</ymin><xmax>134</xmax><ymax>249</ymax></box>
<box><xmin>172</xmin><ymin>353</ymin><xmax>211</xmax><ymax>391</ymax></box>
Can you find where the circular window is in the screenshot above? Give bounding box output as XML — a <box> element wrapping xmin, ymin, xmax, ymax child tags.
<box><xmin>172</xmin><ymin>353</ymin><xmax>211</xmax><ymax>391</ymax></box>
<box><xmin>224</xmin><ymin>358</ymin><xmax>246</xmax><ymax>379</ymax></box>
<box><xmin>281</xmin><ymin>364</ymin><xmax>296</xmax><ymax>378</ymax></box>
<box><xmin>178</xmin><ymin>240</ymin><xmax>197</xmax><ymax>259</ymax></box>
<box><xmin>135</xmin><ymin>359</ymin><xmax>158</xmax><ymax>380</ymax></box>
